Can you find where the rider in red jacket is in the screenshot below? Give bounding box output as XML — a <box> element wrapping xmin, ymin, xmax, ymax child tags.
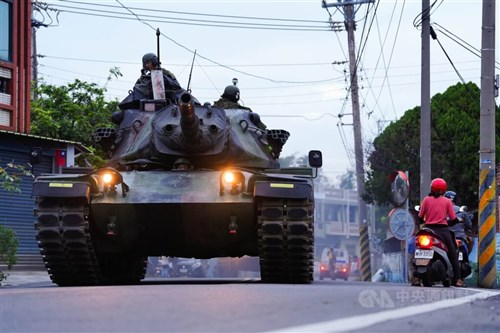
<box><xmin>418</xmin><ymin>178</ymin><xmax>464</xmax><ymax>287</ymax></box>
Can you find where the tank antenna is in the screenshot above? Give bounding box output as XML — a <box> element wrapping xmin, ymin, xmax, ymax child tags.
<box><xmin>156</xmin><ymin>28</ymin><xmax>161</xmax><ymax>67</ymax></box>
<box><xmin>187</xmin><ymin>50</ymin><xmax>197</xmax><ymax>93</ymax></box>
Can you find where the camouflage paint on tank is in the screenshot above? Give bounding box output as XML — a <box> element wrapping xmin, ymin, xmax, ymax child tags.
<box><xmin>33</xmin><ymin>73</ymin><xmax>321</xmax><ymax>285</ymax></box>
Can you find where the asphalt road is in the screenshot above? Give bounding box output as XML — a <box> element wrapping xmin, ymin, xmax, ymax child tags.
<box><xmin>1</xmin><ymin>278</ymin><xmax>499</xmax><ymax>333</ymax></box>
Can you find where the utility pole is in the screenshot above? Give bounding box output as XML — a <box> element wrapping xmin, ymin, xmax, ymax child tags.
<box><xmin>322</xmin><ymin>0</ymin><xmax>375</xmax><ymax>282</ymax></box>
<box><xmin>477</xmin><ymin>0</ymin><xmax>496</xmax><ymax>289</ymax></box>
<box><xmin>420</xmin><ymin>0</ymin><xmax>431</xmax><ymax>201</ymax></box>
<box><xmin>31</xmin><ymin>19</ymin><xmax>47</xmax><ymax>100</ymax></box>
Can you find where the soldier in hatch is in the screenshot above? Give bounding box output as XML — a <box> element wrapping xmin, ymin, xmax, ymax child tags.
<box><xmin>214</xmin><ymin>79</ymin><xmax>267</xmax><ymax>130</ymax></box>
<box><xmin>214</xmin><ymin>78</ymin><xmax>251</xmax><ymax>110</ymax></box>
<box><xmin>134</xmin><ymin>53</ymin><xmax>182</xmax><ymax>100</ymax></box>
<box><xmin>140</xmin><ymin>53</ymin><xmax>179</xmax><ymax>86</ymax></box>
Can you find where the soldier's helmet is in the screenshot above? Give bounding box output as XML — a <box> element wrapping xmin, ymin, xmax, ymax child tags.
<box><xmin>222</xmin><ymin>85</ymin><xmax>240</xmax><ymax>103</ymax></box>
<box><xmin>142</xmin><ymin>53</ymin><xmax>160</xmax><ymax>68</ymax></box>
<box><xmin>173</xmin><ymin>158</ymin><xmax>193</xmax><ymax>170</ymax></box>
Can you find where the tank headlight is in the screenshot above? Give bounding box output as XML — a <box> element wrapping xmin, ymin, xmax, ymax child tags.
<box><xmin>96</xmin><ymin>169</ymin><xmax>122</xmax><ymax>192</ymax></box>
<box><xmin>102</xmin><ymin>172</ymin><xmax>114</xmax><ymax>184</ymax></box>
<box><xmin>220</xmin><ymin>170</ymin><xmax>245</xmax><ymax>195</ymax></box>
<box><xmin>91</xmin><ymin>167</ymin><xmax>129</xmax><ymax>197</ymax></box>
<box><xmin>223</xmin><ymin>171</ymin><xmax>236</xmax><ymax>184</ymax></box>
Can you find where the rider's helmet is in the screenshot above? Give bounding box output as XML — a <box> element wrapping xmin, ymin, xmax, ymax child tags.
<box><xmin>142</xmin><ymin>53</ymin><xmax>159</xmax><ymax>69</ymax></box>
<box><xmin>444</xmin><ymin>191</ymin><xmax>457</xmax><ymax>203</ymax></box>
<box><xmin>222</xmin><ymin>85</ymin><xmax>240</xmax><ymax>103</ymax></box>
<box><xmin>430</xmin><ymin>178</ymin><xmax>447</xmax><ymax>195</ymax></box>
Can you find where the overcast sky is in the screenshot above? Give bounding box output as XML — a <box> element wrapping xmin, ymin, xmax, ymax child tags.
<box><xmin>33</xmin><ymin>0</ymin><xmax>499</xmax><ymax>184</ymax></box>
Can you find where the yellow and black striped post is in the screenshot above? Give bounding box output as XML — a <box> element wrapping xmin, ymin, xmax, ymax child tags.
<box><xmin>478</xmin><ymin>168</ymin><xmax>497</xmax><ymax>288</ymax></box>
<box><xmin>359</xmin><ymin>223</ymin><xmax>371</xmax><ymax>281</ymax></box>
<box><xmin>477</xmin><ymin>0</ymin><xmax>497</xmax><ymax>289</ymax></box>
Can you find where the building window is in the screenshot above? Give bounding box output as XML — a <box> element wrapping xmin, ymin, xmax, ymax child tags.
<box><xmin>0</xmin><ymin>108</ymin><xmax>10</xmax><ymax>126</ymax></box>
<box><xmin>0</xmin><ymin>66</ymin><xmax>12</xmax><ymax>104</ymax></box>
<box><xmin>0</xmin><ymin>0</ymin><xmax>12</xmax><ymax>62</ymax></box>
<box><xmin>0</xmin><ymin>76</ymin><xmax>9</xmax><ymax>94</ymax></box>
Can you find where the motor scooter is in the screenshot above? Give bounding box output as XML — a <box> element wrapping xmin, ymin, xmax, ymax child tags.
<box><xmin>455</xmin><ymin>236</ymin><xmax>472</xmax><ymax>278</ymax></box>
<box><xmin>413</xmin><ymin>227</ymin><xmax>454</xmax><ymax>287</ymax></box>
<box><xmin>453</xmin><ymin>206</ymin><xmax>473</xmax><ymax>279</ymax></box>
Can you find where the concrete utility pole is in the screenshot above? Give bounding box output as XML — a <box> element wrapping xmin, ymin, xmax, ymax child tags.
<box><xmin>322</xmin><ymin>0</ymin><xmax>375</xmax><ymax>282</ymax></box>
<box><xmin>420</xmin><ymin>0</ymin><xmax>431</xmax><ymax>200</ymax></box>
<box><xmin>31</xmin><ymin>19</ymin><xmax>47</xmax><ymax>100</ymax></box>
<box><xmin>478</xmin><ymin>0</ymin><xmax>497</xmax><ymax>289</ymax></box>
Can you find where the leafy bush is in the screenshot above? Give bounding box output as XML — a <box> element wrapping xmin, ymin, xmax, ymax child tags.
<box><xmin>0</xmin><ymin>224</ymin><xmax>19</xmax><ymax>282</ymax></box>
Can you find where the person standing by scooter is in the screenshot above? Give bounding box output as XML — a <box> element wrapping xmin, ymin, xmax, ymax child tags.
<box><xmin>418</xmin><ymin>178</ymin><xmax>464</xmax><ymax>287</ymax></box>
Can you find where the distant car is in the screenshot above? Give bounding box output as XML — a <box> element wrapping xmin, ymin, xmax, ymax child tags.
<box><xmin>318</xmin><ymin>247</ymin><xmax>350</xmax><ymax>281</ymax></box>
<box><xmin>333</xmin><ymin>248</ymin><xmax>350</xmax><ymax>281</ymax></box>
<box><xmin>334</xmin><ymin>262</ymin><xmax>349</xmax><ymax>280</ymax></box>
<box><xmin>319</xmin><ymin>260</ymin><xmax>333</xmax><ymax>280</ymax></box>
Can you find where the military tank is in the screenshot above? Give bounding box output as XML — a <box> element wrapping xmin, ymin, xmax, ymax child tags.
<box><xmin>33</xmin><ymin>67</ymin><xmax>322</xmax><ymax>286</ymax></box>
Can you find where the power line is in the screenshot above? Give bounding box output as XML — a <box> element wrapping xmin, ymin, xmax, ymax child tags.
<box><xmin>48</xmin><ymin>0</ymin><xmax>331</xmax><ymax>31</ymax></box>
<box><xmin>112</xmin><ymin>0</ymin><xmax>337</xmax><ymax>85</ymax></box>
<box><xmin>430</xmin><ymin>26</ymin><xmax>466</xmax><ymax>85</ymax></box>
<box><xmin>59</xmin><ymin>0</ymin><xmax>327</xmax><ymax>24</ymax></box>
<box><xmin>38</xmin><ymin>54</ymin><xmax>345</xmax><ymax>68</ymax></box>
<box><xmin>433</xmin><ymin>22</ymin><xmax>500</xmax><ymax>70</ymax></box>
<box><xmin>363</xmin><ymin>0</ymin><xmax>406</xmax><ymax>121</ymax></box>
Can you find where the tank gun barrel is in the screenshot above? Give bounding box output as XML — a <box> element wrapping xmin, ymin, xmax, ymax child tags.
<box><xmin>179</xmin><ymin>93</ymin><xmax>200</xmax><ymax>141</ymax></box>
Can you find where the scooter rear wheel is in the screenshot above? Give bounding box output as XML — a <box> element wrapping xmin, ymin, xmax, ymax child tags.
<box><xmin>421</xmin><ymin>271</ymin><xmax>433</xmax><ymax>287</ymax></box>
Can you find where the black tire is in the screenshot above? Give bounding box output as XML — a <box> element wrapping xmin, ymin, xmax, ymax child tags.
<box><xmin>442</xmin><ymin>279</ymin><xmax>451</xmax><ymax>288</ymax></box>
<box><xmin>421</xmin><ymin>270</ymin><xmax>433</xmax><ymax>287</ymax></box>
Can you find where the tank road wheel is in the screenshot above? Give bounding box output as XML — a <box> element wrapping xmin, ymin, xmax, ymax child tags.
<box><xmin>257</xmin><ymin>198</ymin><xmax>314</xmax><ymax>284</ymax></box>
<box><xmin>35</xmin><ymin>197</ymin><xmax>103</xmax><ymax>286</ymax></box>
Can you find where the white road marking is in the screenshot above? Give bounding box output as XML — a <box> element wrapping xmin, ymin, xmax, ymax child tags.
<box><xmin>263</xmin><ymin>288</ymin><xmax>500</xmax><ymax>333</ymax></box>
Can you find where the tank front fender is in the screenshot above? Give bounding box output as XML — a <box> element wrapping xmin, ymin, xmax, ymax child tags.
<box><xmin>33</xmin><ymin>180</ymin><xmax>91</xmax><ymax>200</ymax></box>
<box><xmin>253</xmin><ymin>181</ymin><xmax>313</xmax><ymax>200</ymax></box>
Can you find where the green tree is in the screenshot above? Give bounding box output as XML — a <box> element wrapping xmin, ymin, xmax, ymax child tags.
<box><xmin>0</xmin><ymin>162</ymin><xmax>29</xmax><ymax>282</ymax></box>
<box><xmin>338</xmin><ymin>169</ymin><xmax>355</xmax><ymax>190</ymax></box>
<box><xmin>364</xmin><ymin>82</ymin><xmax>497</xmax><ymax>210</ymax></box>
<box><xmin>279</xmin><ymin>153</ymin><xmax>332</xmax><ymax>190</ymax></box>
<box><xmin>0</xmin><ymin>225</ymin><xmax>18</xmax><ymax>282</ymax></box>
<box><xmin>0</xmin><ymin>162</ymin><xmax>31</xmax><ymax>192</ymax></box>
<box><xmin>31</xmin><ymin>79</ymin><xmax>118</xmax><ymax>148</ymax></box>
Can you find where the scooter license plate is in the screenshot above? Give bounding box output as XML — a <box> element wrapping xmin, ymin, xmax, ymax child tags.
<box><xmin>179</xmin><ymin>268</ymin><xmax>188</xmax><ymax>274</ymax></box>
<box><xmin>415</xmin><ymin>249</ymin><xmax>434</xmax><ymax>259</ymax></box>
<box><xmin>415</xmin><ymin>258</ymin><xmax>430</xmax><ymax>266</ymax></box>
<box><xmin>458</xmin><ymin>252</ymin><xmax>463</xmax><ymax>261</ymax></box>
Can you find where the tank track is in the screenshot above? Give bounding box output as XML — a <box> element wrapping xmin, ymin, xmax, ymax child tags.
<box><xmin>257</xmin><ymin>198</ymin><xmax>314</xmax><ymax>283</ymax></box>
<box><xmin>35</xmin><ymin>197</ymin><xmax>146</xmax><ymax>286</ymax></box>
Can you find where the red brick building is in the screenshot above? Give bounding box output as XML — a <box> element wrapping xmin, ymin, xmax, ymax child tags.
<box><xmin>0</xmin><ymin>0</ymin><xmax>32</xmax><ymax>133</ymax></box>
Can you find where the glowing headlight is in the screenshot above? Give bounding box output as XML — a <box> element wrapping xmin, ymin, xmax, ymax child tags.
<box><xmin>223</xmin><ymin>171</ymin><xmax>236</xmax><ymax>184</ymax></box>
<box><xmin>91</xmin><ymin>167</ymin><xmax>129</xmax><ymax>197</ymax></box>
<box><xmin>102</xmin><ymin>172</ymin><xmax>114</xmax><ymax>184</ymax></box>
<box><xmin>220</xmin><ymin>170</ymin><xmax>246</xmax><ymax>195</ymax></box>
<box><xmin>96</xmin><ymin>169</ymin><xmax>122</xmax><ymax>190</ymax></box>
